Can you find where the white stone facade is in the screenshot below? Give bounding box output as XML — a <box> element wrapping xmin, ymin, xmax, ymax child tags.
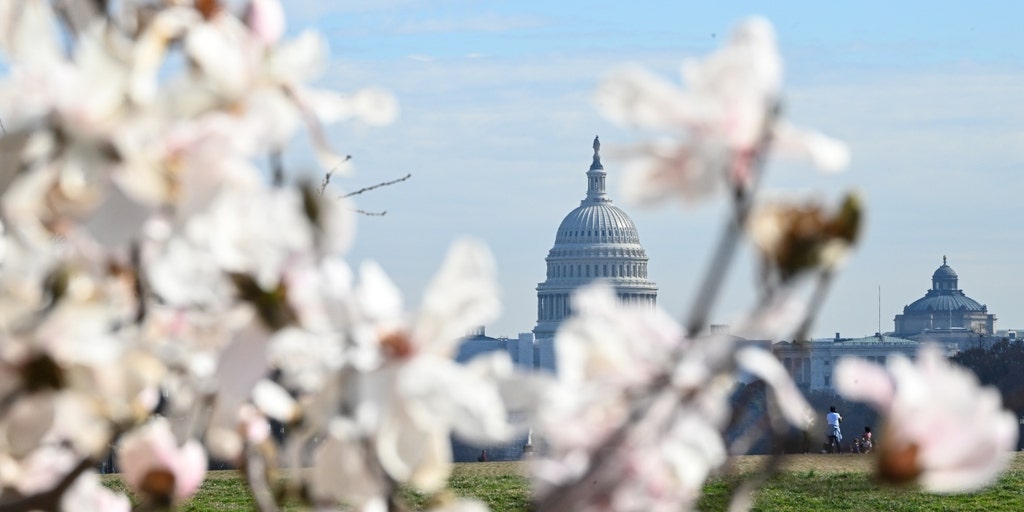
<box><xmin>772</xmin><ymin>333</ymin><xmax>958</xmax><ymax>392</ymax></box>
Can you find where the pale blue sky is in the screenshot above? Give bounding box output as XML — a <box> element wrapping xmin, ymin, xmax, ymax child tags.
<box><xmin>283</xmin><ymin>1</ymin><xmax>1024</xmax><ymax>339</ymax></box>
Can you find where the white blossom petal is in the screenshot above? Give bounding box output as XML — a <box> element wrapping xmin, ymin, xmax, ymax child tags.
<box><xmin>413</xmin><ymin>239</ymin><xmax>500</xmax><ymax>356</ymax></box>
<box><xmin>252</xmin><ymin>379</ymin><xmax>298</xmax><ymax>422</ymax></box>
<box><xmin>837</xmin><ymin>345</ymin><xmax>1018</xmax><ymax>493</ymax></box>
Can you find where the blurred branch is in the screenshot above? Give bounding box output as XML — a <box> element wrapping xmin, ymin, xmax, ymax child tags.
<box><xmin>535</xmin><ymin>377</ymin><xmax>671</xmax><ymax>511</ymax></box>
<box><xmin>792</xmin><ymin>269</ymin><xmax>835</xmax><ymax>343</ymax></box>
<box><xmin>0</xmin><ymin>457</ymin><xmax>94</xmax><ymax>512</ymax></box>
<box><xmin>684</xmin><ymin>104</ymin><xmax>779</xmax><ymax>337</ymax></box>
<box><xmin>270</xmin><ymin>151</ymin><xmax>284</xmax><ymax>187</ymax></box>
<box><xmin>243</xmin><ymin>442</ymin><xmax>280</xmax><ymax>512</ymax></box>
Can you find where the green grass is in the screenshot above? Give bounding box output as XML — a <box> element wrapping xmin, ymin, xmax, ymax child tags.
<box><xmin>101</xmin><ymin>458</ymin><xmax>1024</xmax><ymax>511</ymax></box>
<box><xmin>699</xmin><ymin>471</ymin><xmax>1024</xmax><ymax>511</ymax></box>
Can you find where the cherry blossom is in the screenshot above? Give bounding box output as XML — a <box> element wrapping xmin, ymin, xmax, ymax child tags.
<box><xmin>532</xmin><ymin>283</ymin><xmax>811</xmax><ymax>511</ymax></box>
<box><xmin>117</xmin><ymin>417</ymin><xmax>207</xmax><ymax>504</ymax></box>
<box><xmin>835</xmin><ymin>345</ymin><xmax>1018</xmax><ymax>493</ymax></box>
<box><xmin>0</xmin><ymin>2</ymin><xmax>957</xmax><ymax>510</ymax></box>
<box><xmin>594</xmin><ymin>17</ymin><xmax>849</xmax><ymax>206</ymax></box>
<box><xmin>345</xmin><ymin>239</ymin><xmax>514</xmax><ymax>491</ymax></box>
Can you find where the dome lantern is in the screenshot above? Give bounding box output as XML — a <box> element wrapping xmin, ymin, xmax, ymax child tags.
<box><xmin>585</xmin><ymin>135</ymin><xmax>609</xmax><ymax>203</ymax></box>
<box><xmin>931</xmin><ymin>255</ymin><xmax>958</xmax><ymax>291</ymax></box>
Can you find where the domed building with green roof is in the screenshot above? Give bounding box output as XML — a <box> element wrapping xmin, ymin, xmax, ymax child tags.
<box><xmin>892</xmin><ymin>256</ymin><xmax>996</xmax><ymax>341</ymax></box>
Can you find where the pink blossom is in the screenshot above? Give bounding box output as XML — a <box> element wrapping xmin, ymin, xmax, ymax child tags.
<box><xmin>117</xmin><ymin>418</ymin><xmax>207</xmax><ymax>503</ymax></box>
<box><xmin>247</xmin><ymin>0</ymin><xmax>286</xmax><ymax>46</ymax></box>
<box><xmin>836</xmin><ymin>345</ymin><xmax>1018</xmax><ymax>493</ymax></box>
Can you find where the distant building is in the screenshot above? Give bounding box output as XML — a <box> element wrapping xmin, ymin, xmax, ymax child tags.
<box><xmin>451</xmin><ymin>327</ymin><xmax>535</xmax><ymax>462</ymax></box>
<box><xmin>531</xmin><ymin>136</ymin><xmax>658</xmax><ymax>371</ymax></box>
<box><xmin>892</xmin><ymin>256</ymin><xmax>996</xmax><ymax>347</ymax></box>
<box><xmin>456</xmin><ymin>326</ymin><xmax>537</xmax><ymax>369</ymax></box>
<box><xmin>451</xmin><ymin>136</ymin><xmax>660</xmax><ymax>460</ymax></box>
<box><xmin>771</xmin><ymin>333</ymin><xmax>958</xmax><ymax>392</ymax></box>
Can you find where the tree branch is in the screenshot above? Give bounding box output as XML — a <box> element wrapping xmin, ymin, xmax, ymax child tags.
<box><xmin>352</xmin><ymin>209</ymin><xmax>387</xmax><ymax>217</ymax></box>
<box><xmin>317</xmin><ymin>167</ymin><xmax>337</xmax><ymax>198</ymax></box>
<box><xmin>341</xmin><ymin>174</ymin><xmax>411</xmax><ymax>199</ymax></box>
<box><xmin>0</xmin><ymin>457</ymin><xmax>95</xmax><ymax>512</ymax></box>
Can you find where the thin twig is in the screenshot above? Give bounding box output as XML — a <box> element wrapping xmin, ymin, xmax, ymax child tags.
<box><xmin>352</xmin><ymin>209</ymin><xmax>387</xmax><ymax>217</ymax></box>
<box><xmin>317</xmin><ymin>166</ymin><xmax>337</xmax><ymax>198</ymax></box>
<box><xmin>341</xmin><ymin>173</ymin><xmax>412</xmax><ymax>198</ymax></box>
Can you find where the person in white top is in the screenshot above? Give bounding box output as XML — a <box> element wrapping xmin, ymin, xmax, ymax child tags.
<box><xmin>825</xmin><ymin>405</ymin><xmax>843</xmax><ymax>453</ymax></box>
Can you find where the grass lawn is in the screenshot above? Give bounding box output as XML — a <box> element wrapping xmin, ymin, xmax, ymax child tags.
<box><xmin>102</xmin><ymin>453</ymin><xmax>1024</xmax><ymax>511</ymax></box>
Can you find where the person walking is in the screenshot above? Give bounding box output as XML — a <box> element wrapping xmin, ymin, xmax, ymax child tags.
<box><xmin>825</xmin><ymin>406</ymin><xmax>843</xmax><ymax>454</ymax></box>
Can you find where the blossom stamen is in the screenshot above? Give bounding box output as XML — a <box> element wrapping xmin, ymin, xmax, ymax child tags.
<box><xmin>878</xmin><ymin>441</ymin><xmax>922</xmax><ymax>486</ymax></box>
<box><xmin>379</xmin><ymin>331</ymin><xmax>414</xmax><ymax>360</ymax></box>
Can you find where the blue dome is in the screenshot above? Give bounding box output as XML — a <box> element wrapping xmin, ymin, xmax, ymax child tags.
<box><xmin>904</xmin><ymin>292</ymin><xmax>985</xmax><ymax>313</ymax></box>
<box><xmin>903</xmin><ymin>257</ymin><xmax>986</xmax><ymax>314</ymax></box>
<box><xmin>932</xmin><ymin>264</ymin><xmax>957</xmax><ymax>280</ymax></box>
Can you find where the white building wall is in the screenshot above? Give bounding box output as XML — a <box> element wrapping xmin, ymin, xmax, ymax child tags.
<box><xmin>772</xmin><ymin>335</ymin><xmax>956</xmax><ymax>392</ymax></box>
<box><xmin>516</xmin><ymin>332</ymin><xmax>535</xmax><ymax>370</ymax></box>
<box><xmin>536</xmin><ymin>337</ymin><xmax>557</xmax><ymax>373</ymax></box>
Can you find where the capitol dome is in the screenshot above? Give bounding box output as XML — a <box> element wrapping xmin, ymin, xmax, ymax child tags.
<box><xmin>893</xmin><ymin>256</ymin><xmax>995</xmax><ymax>339</ymax></box>
<box><xmin>533</xmin><ymin>137</ymin><xmax>658</xmax><ymax>339</ymax></box>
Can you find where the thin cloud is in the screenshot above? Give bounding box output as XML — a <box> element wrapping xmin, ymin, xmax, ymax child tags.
<box><xmin>313</xmin><ymin>31</ymin><xmax>1024</xmax><ymax>338</ymax></box>
<box><xmin>390</xmin><ymin>12</ymin><xmax>549</xmax><ymax>35</ymax></box>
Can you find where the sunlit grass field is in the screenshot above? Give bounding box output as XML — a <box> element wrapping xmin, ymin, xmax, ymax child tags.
<box><xmin>102</xmin><ymin>453</ymin><xmax>1024</xmax><ymax>511</ymax></box>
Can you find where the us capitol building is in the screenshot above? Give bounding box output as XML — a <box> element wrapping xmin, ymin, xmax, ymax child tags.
<box><xmin>532</xmin><ymin>136</ymin><xmax>658</xmax><ymax>341</ymax></box>
<box><xmin>452</xmin><ymin>137</ymin><xmax>658</xmax><ymax>460</ymax></box>
<box><xmin>457</xmin><ymin>136</ymin><xmax>657</xmax><ymax>375</ymax></box>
